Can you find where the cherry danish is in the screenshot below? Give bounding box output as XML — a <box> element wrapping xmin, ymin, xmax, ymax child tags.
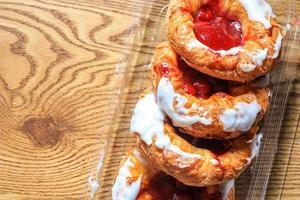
<box><xmin>152</xmin><ymin>42</ymin><xmax>269</xmax><ymax>139</ymax></box>
<box><xmin>131</xmin><ymin>92</ymin><xmax>263</xmax><ymax>187</ymax></box>
<box><xmin>167</xmin><ymin>0</ymin><xmax>283</xmax><ymax>82</ymax></box>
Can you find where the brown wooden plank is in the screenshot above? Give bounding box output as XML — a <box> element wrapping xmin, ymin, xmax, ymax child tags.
<box><xmin>0</xmin><ymin>0</ymin><xmax>144</xmax><ymax>199</ymax></box>
<box><xmin>0</xmin><ymin>0</ymin><xmax>299</xmax><ymax>199</ymax></box>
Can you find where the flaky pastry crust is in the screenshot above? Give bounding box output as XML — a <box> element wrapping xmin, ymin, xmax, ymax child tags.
<box><xmin>152</xmin><ymin>42</ymin><xmax>269</xmax><ymax>139</ymax></box>
<box><xmin>167</xmin><ymin>0</ymin><xmax>283</xmax><ymax>82</ymax></box>
<box><xmin>137</xmin><ymin>121</ymin><xmax>259</xmax><ymax>187</ymax></box>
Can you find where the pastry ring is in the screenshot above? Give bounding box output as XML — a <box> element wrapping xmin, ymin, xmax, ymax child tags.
<box><xmin>167</xmin><ymin>0</ymin><xmax>283</xmax><ymax>82</ymax></box>
<box><xmin>112</xmin><ymin>150</ymin><xmax>235</xmax><ymax>200</ymax></box>
<box><xmin>130</xmin><ymin>92</ymin><xmax>263</xmax><ymax>187</ymax></box>
<box><xmin>152</xmin><ymin>42</ymin><xmax>269</xmax><ymax>139</ymax></box>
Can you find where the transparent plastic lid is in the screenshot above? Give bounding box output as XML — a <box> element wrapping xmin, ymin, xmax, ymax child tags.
<box><xmin>97</xmin><ymin>0</ymin><xmax>300</xmax><ymax>199</ymax></box>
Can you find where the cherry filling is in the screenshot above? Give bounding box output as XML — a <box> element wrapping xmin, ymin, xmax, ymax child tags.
<box><xmin>158</xmin><ymin>63</ymin><xmax>172</xmax><ymax>77</ymax></box>
<box><xmin>193</xmin><ymin>1</ymin><xmax>242</xmax><ymax>50</ymax></box>
<box><xmin>136</xmin><ymin>172</ymin><xmax>222</xmax><ymax>200</ymax></box>
<box><xmin>158</xmin><ymin>60</ymin><xmax>228</xmax><ymax>99</ymax></box>
<box><xmin>179</xmin><ymin>60</ymin><xmax>228</xmax><ymax>99</ymax></box>
<box><xmin>182</xmin><ymin>70</ymin><xmax>213</xmax><ymax>99</ymax></box>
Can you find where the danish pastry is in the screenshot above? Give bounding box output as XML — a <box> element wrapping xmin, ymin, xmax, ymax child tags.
<box><xmin>112</xmin><ymin>150</ymin><xmax>235</xmax><ymax>200</ymax></box>
<box><xmin>131</xmin><ymin>92</ymin><xmax>262</xmax><ymax>187</ymax></box>
<box><xmin>167</xmin><ymin>0</ymin><xmax>283</xmax><ymax>82</ymax></box>
<box><xmin>152</xmin><ymin>42</ymin><xmax>269</xmax><ymax>139</ymax></box>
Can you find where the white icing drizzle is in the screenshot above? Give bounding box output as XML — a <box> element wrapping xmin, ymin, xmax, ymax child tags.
<box><xmin>239</xmin><ymin>0</ymin><xmax>275</xmax><ymax>29</ymax></box>
<box><xmin>219</xmin><ymin>179</ymin><xmax>235</xmax><ymax>200</ymax></box>
<box><xmin>187</xmin><ymin>39</ymin><xmax>269</xmax><ymax>72</ymax></box>
<box><xmin>272</xmin><ymin>32</ymin><xmax>282</xmax><ymax>58</ymax></box>
<box><xmin>112</xmin><ymin>158</ymin><xmax>142</xmax><ymax>200</ymax></box>
<box><xmin>210</xmin><ymin>158</ymin><xmax>219</xmax><ymax>165</ymax></box>
<box><xmin>240</xmin><ymin>48</ymin><xmax>268</xmax><ymax>72</ymax></box>
<box><xmin>157</xmin><ymin>77</ymin><xmax>212</xmax><ymax>127</ymax></box>
<box><xmin>130</xmin><ymin>93</ymin><xmax>201</xmax><ymax>159</ymax></box>
<box><xmin>249</xmin><ymin>48</ymin><xmax>268</xmax><ymax>66</ymax></box>
<box><xmin>220</xmin><ymin>102</ymin><xmax>261</xmax><ymax>132</ymax></box>
<box><xmin>247</xmin><ymin>133</ymin><xmax>263</xmax><ymax>164</ymax></box>
<box><xmin>239</xmin><ymin>63</ymin><xmax>256</xmax><ymax>72</ymax></box>
<box><xmin>187</xmin><ymin>39</ymin><xmax>242</xmax><ymax>56</ymax></box>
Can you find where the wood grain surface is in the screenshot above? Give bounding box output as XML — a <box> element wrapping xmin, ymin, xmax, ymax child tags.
<box><xmin>0</xmin><ymin>0</ymin><xmax>299</xmax><ymax>199</ymax></box>
<box><xmin>0</xmin><ymin>0</ymin><xmax>145</xmax><ymax>199</ymax></box>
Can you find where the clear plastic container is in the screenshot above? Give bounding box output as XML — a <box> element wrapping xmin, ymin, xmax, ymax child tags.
<box><xmin>97</xmin><ymin>0</ymin><xmax>300</xmax><ymax>199</ymax></box>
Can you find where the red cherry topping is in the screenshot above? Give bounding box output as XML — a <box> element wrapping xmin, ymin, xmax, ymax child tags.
<box><xmin>196</xmin><ymin>7</ymin><xmax>214</xmax><ymax>21</ymax></box>
<box><xmin>180</xmin><ymin>60</ymin><xmax>228</xmax><ymax>99</ymax></box>
<box><xmin>158</xmin><ymin>64</ymin><xmax>171</xmax><ymax>77</ymax></box>
<box><xmin>184</xmin><ymin>83</ymin><xmax>197</xmax><ymax>96</ymax></box>
<box><xmin>193</xmin><ymin>2</ymin><xmax>242</xmax><ymax>50</ymax></box>
<box><xmin>178</xmin><ymin>58</ymin><xmax>228</xmax><ymax>99</ymax></box>
<box><xmin>183</xmin><ymin>75</ymin><xmax>213</xmax><ymax>99</ymax></box>
<box><xmin>193</xmin><ymin>80</ymin><xmax>212</xmax><ymax>95</ymax></box>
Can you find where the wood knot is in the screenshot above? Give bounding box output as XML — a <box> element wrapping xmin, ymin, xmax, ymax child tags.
<box><xmin>22</xmin><ymin>117</ymin><xmax>61</xmax><ymax>147</ymax></box>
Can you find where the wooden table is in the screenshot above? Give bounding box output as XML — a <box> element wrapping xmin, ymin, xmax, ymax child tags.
<box><xmin>0</xmin><ymin>0</ymin><xmax>299</xmax><ymax>199</ymax></box>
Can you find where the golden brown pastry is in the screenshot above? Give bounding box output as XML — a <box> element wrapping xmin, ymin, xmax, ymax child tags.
<box><xmin>131</xmin><ymin>92</ymin><xmax>262</xmax><ymax>187</ymax></box>
<box><xmin>112</xmin><ymin>150</ymin><xmax>235</xmax><ymax>200</ymax></box>
<box><xmin>167</xmin><ymin>0</ymin><xmax>283</xmax><ymax>82</ymax></box>
<box><xmin>152</xmin><ymin>42</ymin><xmax>269</xmax><ymax>139</ymax></box>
